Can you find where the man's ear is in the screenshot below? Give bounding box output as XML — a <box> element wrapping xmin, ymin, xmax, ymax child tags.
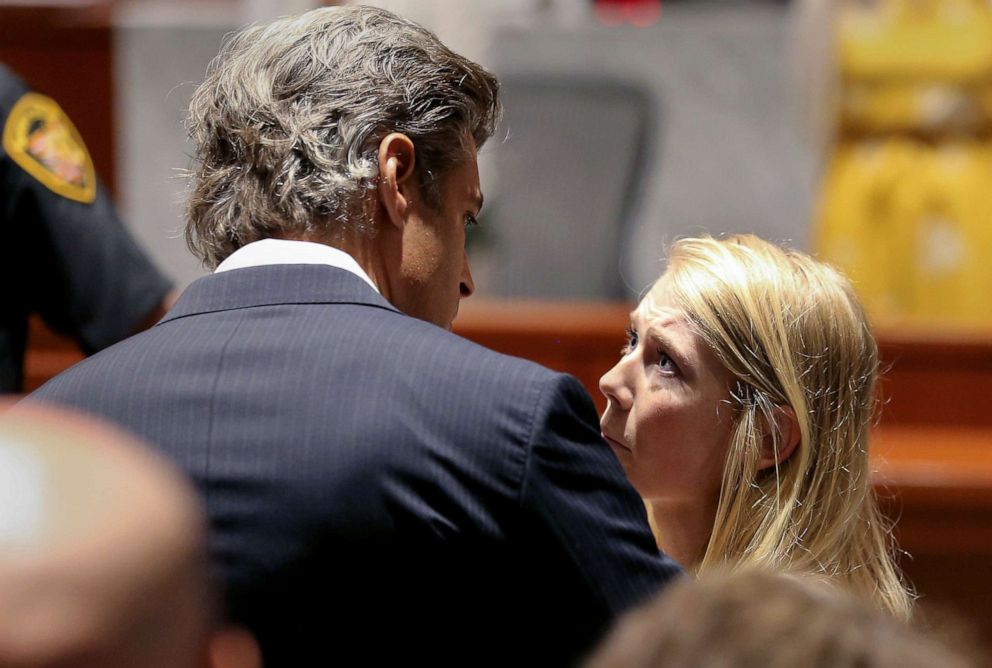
<box><xmin>377</xmin><ymin>132</ymin><xmax>417</xmax><ymax>230</ymax></box>
<box><xmin>757</xmin><ymin>405</ymin><xmax>801</xmax><ymax>472</ymax></box>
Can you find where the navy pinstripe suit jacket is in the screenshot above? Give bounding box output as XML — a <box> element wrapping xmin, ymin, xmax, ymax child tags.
<box><xmin>29</xmin><ymin>264</ymin><xmax>679</xmax><ymax>666</ymax></box>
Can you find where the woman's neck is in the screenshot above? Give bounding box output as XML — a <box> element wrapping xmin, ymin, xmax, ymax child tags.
<box><xmin>649</xmin><ymin>498</ymin><xmax>718</xmax><ymax>569</ymax></box>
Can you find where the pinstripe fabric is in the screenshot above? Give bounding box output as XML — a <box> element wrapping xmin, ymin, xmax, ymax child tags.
<box><xmin>28</xmin><ymin>264</ymin><xmax>680</xmax><ymax>666</ymax></box>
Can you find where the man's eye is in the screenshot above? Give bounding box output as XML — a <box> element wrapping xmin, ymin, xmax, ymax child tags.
<box><xmin>621</xmin><ymin>326</ymin><xmax>638</xmax><ymax>355</ymax></box>
<box><xmin>465</xmin><ymin>214</ymin><xmax>479</xmax><ymax>227</ymax></box>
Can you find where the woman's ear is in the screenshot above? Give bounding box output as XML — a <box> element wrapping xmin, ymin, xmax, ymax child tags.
<box><xmin>757</xmin><ymin>405</ymin><xmax>800</xmax><ymax>472</ymax></box>
<box><xmin>376</xmin><ymin>132</ymin><xmax>417</xmax><ymax>230</ymax></box>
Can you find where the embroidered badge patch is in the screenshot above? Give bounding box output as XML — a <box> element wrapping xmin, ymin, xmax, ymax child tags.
<box><xmin>2</xmin><ymin>92</ymin><xmax>97</xmax><ymax>203</ymax></box>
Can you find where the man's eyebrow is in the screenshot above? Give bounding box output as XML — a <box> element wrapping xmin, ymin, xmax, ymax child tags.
<box><xmin>473</xmin><ymin>193</ymin><xmax>484</xmax><ymax>214</ymax></box>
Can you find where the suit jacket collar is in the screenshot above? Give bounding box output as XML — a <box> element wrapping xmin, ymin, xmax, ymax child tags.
<box><xmin>160</xmin><ymin>264</ymin><xmax>401</xmax><ymax>324</ymax></box>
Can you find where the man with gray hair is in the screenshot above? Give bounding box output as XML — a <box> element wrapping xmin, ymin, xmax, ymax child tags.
<box><xmin>28</xmin><ymin>6</ymin><xmax>678</xmax><ymax>665</ymax></box>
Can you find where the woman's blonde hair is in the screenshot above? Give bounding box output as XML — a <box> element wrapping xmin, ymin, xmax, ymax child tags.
<box><xmin>659</xmin><ymin>234</ymin><xmax>912</xmax><ymax>619</ymax></box>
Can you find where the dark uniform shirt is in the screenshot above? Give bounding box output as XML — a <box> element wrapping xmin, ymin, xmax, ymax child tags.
<box><xmin>0</xmin><ymin>64</ymin><xmax>172</xmax><ymax>392</ymax></box>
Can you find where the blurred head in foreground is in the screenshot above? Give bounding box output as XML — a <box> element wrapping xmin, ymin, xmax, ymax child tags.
<box><xmin>0</xmin><ymin>402</ymin><xmax>257</xmax><ymax>668</ymax></box>
<box><xmin>586</xmin><ymin>570</ymin><xmax>975</xmax><ymax>668</ymax></box>
<box><xmin>600</xmin><ymin>234</ymin><xmax>910</xmax><ymax>617</ymax></box>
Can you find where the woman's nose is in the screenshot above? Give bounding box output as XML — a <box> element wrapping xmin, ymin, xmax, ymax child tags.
<box><xmin>599</xmin><ymin>360</ymin><xmax>633</xmax><ymax>412</ymax></box>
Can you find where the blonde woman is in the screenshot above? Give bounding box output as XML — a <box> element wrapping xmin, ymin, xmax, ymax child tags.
<box><xmin>599</xmin><ymin>234</ymin><xmax>912</xmax><ymax>619</ymax></box>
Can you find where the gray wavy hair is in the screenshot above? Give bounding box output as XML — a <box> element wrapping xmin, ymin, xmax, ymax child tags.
<box><xmin>185</xmin><ymin>5</ymin><xmax>501</xmax><ymax>268</ymax></box>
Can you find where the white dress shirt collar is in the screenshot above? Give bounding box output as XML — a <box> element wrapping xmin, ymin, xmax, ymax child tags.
<box><xmin>214</xmin><ymin>239</ymin><xmax>379</xmax><ymax>294</ymax></box>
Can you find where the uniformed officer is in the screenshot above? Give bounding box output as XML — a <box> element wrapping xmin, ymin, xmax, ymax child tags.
<box><xmin>1</xmin><ymin>63</ymin><xmax>174</xmax><ymax>392</ymax></box>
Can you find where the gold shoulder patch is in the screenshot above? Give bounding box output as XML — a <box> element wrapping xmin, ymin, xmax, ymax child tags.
<box><xmin>2</xmin><ymin>92</ymin><xmax>97</xmax><ymax>204</ymax></box>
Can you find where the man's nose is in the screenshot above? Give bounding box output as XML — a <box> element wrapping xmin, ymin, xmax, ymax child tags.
<box><xmin>460</xmin><ymin>251</ymin><xmax>475</xmax><ymax>298</ymax></box>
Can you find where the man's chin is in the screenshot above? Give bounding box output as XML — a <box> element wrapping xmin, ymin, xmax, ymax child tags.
<box><xmin>437</xmin><ymin>302</ymin><xmax>459</xmax><ymax>330</ymax></box>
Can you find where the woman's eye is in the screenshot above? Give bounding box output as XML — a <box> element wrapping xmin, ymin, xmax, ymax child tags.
<box><xmin>621</xmin><ymin>326</ymin><xmax>638</xmax><ymax>355</ymax></box>
<box><xmin>465</xmin><ymin>213</ymin><xmax>479</xmax><ymax>227</ymax></box>
<box><xmin>657</xmin><ymin>352</ymin><xmax>677</xmax><ymax>373</ymax></box>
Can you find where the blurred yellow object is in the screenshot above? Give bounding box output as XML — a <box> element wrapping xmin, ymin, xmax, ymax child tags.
<box><xmin>814</xmin><ymin>0</ymin><xmax>992</xmax><ymax>326</ymax></box>
<box><xmin>837</xmin><ymin>0</ymin><xmax>992</xmax><ymax>133</ymax></box>
<box><xmin>840</xmin><ymin>81</ymin><xmax>990</xmax><ymax>134</ymax></box>
<box><xmin>815</xmin><ymin>139</ymin><xmax>992</xmax><ymax>326</ymax></box>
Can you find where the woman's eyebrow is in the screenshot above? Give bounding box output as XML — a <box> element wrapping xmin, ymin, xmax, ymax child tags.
<box><xmin>646</xmin><ymin>324</ymin><xmax>692</xmax><ymax>370</ymax></box>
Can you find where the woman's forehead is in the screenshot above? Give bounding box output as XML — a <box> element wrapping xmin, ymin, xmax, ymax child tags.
<box><xmin>636</xmin><ymin>278</ymin><xmax>684</xmax><ymax>325</ymax></box>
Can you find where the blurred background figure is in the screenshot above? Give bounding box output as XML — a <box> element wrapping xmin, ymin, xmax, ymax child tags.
<box><xmin>0</xmin><ymin>63</ymin><xmax>175</xmax><ymax>394</ymax></box>
<box><xmin>798</xmin><ymin>0</ymin><xmax>992</xmax><ymax>327</ymax></box>
<box><xmin>0</xmin><ymin>402</ymin><xmax>258</xmax><ymax>668</ymax></box>
<box><xmin>585</xmin><ymin>570</ymin><xmax>980</xmax><ymax>668</ymax></box>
